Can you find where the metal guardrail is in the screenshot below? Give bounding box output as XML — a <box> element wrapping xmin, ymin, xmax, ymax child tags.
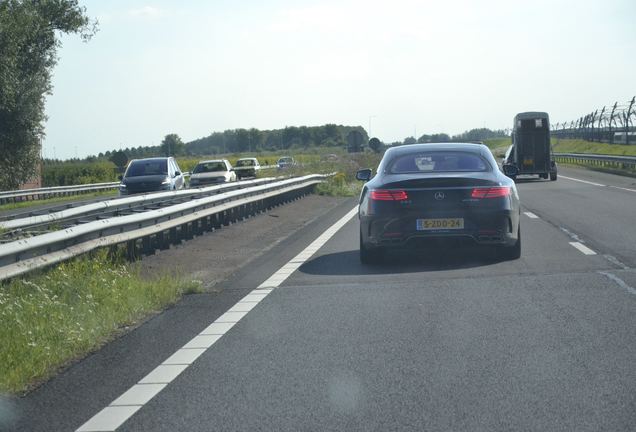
<box><xmin>0</xmin><ymin>182</ymin><xmax>120</xmax><ymax>205</ymax></box>
<box><xmin>0</xmin><ymin>174</ymin><xmax>329</xmax><ymax>281</ymax></box>
<box><xmin>0</xmin><ymin>177</ymin><xmax>280</xmax><ymax>230</ymax></box>
<box><xmin>553</xmin><ymin>153</ymin><xmax>636</xmax><ymax>170</ymax></box>
<box><xmin>0</xmin><ymin>165</ymin><xmax>285</xmax><ymax>205</ymax></box>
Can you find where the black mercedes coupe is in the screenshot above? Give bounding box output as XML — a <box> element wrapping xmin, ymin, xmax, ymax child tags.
<box><xmin>356</xmin><ymin>143</ymin><xmax>521</xmax><ymax>263</ymax></box>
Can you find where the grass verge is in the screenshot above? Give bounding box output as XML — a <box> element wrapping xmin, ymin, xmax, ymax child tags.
<box><xmin>554</xmin><ymin>160</ymin><xmax>636</xmax><ymax>178</ymax></box>
<box><xmin>0</xmin><ymin>250</ymin><xmax>202</xmax><ymax>394</ymax></box>
<box><xmin>551</xmin><ymin>138</ymin><xmax>636</xmax><ymax>156</ymax></box>
<box><xmin>0</xmin><ymin>190</ymin><xmax>117</xmax><ymax>213</ymax></box>
<box><xmin>280</xmin><ymin>151</ymin><xmax>382</xmax><ymax>197</ymax></box>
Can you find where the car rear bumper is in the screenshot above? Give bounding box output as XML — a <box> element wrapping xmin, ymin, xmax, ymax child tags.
<box><xmin>360</xmin><ymin>210</ymin><xmax>518</xmax><ymax>249</ymax></box>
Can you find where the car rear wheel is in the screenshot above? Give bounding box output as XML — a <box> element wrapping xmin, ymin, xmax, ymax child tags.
<box><xmin>499</xmin><ymin>226</ymin><xmax>521</xmax><ymax>260</ymax></box>
<box><xmin>360</xmin><ymin>231</ymin><xmax>383</xmax><ymax>264</ymax></box>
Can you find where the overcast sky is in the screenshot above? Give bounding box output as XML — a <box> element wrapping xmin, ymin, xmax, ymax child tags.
<box><xmin>44</xmin><ymin>0</ymin><xmax>635</xmax><ymax>159</ymax></box>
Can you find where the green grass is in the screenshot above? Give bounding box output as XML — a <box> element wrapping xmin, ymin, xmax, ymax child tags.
<box><xmin>551</xmin><ymin>138</ymin><xmax>636</xmax><ymax>156</ymax></box>
<box><xmin>483</xmin><ymin>137</ymin><xmax>512</xmax><ymax>150</ymax></box>
<box><xmin>177</xmin><ymin>146</ymin><xmax>351</xmax><ymax>173</ymax></box>
<box><xmin>0</xmin><ymin>190</ymin><xmax>117</xmax><ymax>213</ymax></box>
<box><xmin>483</xmin><ymin>138</ymin><xmax>512</xmax><ymax>158</ymax></box>
<box><xmin>0</xmin><ymin>251</ymin><xmax>202</xmax><ymax>394</ymax></box>
<box><xmin>276</xmin><ymin>151</ymin><xmax>382</xmax><ymax>197</ymax></box>
<box><xmin>315</xmin><ymin>172</ymin><xmax>362</xmax><ymax>197</ymax></box>
<box><xmin>484</xmin><ymin>137</ymin><xmax>636</xmax><ymax>157</ymax></box>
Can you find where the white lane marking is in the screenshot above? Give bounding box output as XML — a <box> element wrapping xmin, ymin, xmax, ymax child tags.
<box><xmin>200</xmin><ymin>321</ymin><xmax>237</xmax><ymax>335</ymax></box>
<box><xmin>162</xmin><ymin>348</ymin><xmax>207</xmax><ymax>365</ymax></box>
<box><xmin>76</xmin><ymin>406</ymin><xmax>142</xmax><ymax>432</ymax></box>
<box><xmin>138</xmin><ymin>365</ymin><xmax>188</xmax><ymax>384</ymax></box>
<box><xmin>559</xmin><ymin>175</ymin><xmax>604</xmax><ymax>187</ymax></box>
<box><xmin>227</xmin><ymin>302</ymin><xmax>259</xmax><ymax>313</ymax></box>
<box><xmin>182</xmin><ymin>335</ymin><xmax>223</xmax><ymax>349</ymax></box>
<box><xmin>216</xmin><ymin>311</ymin><xmax>249</xmax><ymax>323</ymax></box>
<box><xmin>76</xmin><ymin>206</ymin><xmax>358</xmax><ymax>431</ymax></box>
<box><xmin>569</xmin><ymin>241</ymin><xmax>597</xmax><ymax>255</ymax></box>
<box><xmin>523</xmin><ymin>211</ymin><xmax>539</xmax><ymax>219</ymax></box>
<box><xmin>612</xmin><ymin>186</ymin><xmax>636</xmax><ymax>193</ymax></box>
<box><xmin>111</xmin><ymin>384</ymin><xmax>166</xmax><ymax>406</ymax></box>
<box><xmin>560</xmin><ymin>174</ymin><xmax>636</xmax><ymax>192</ymax></box>
<box><xmin>598</xmin><ymin>271</ymin><xmax>636</xmax><ymax>296</ymax></box>
<box><xmin>258</xmin><ymin>207</ymin><xmax>358</xmax><ymax>288</ymax></box>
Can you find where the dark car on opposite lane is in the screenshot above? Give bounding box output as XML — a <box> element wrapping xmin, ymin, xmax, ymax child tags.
<box><xmin>119</xmin><ymin>157</ymin><xmax>185</xmax><ymax>195</ymax></box>
<box><xmin>356</xmin><ymin>143</ymin><xmax>521</xmax><ymax>263</ymax></box>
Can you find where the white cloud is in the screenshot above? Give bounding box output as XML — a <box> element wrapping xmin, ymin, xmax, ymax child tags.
<box><xmin>128</xmin><ymin>6</ymin><xmax>163</xmax><ymax>19</ymax></box>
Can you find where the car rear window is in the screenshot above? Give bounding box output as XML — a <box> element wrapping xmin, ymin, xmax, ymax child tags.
<box><xmin>193</xmin><ymin>162</ymin><xmax>227</xmax><ymax>173</ymax></box>
<box><xmin>126</xmin><ymin>160</ymin><xmax>168</xmax><ymax>177</ymax></box>
<box><xmin>236</xmin><ymin>159</ymin><xmax>254</xmax><ymax>166</ymax></box>
<box><xmin>388</xmin><ymin>152</ymin><xmax>490</xmax><ymax>173</ymax></box>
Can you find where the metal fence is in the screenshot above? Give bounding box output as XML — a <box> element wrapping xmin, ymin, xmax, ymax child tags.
<box><xmin>551</xmin><ymin>96</ymin><xmax>636</xmax><ymax>144</ymax></box>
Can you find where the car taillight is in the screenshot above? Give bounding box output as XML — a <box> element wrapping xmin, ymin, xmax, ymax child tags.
<box><xmin>471</xmin><ymin>187</ymin><xmax>511</xmax><ymax>198</ymax></box>
<box><xmin>370</xmin><ymin>189</ymin><xmax>408</xmax><ymax>201</ymax></box>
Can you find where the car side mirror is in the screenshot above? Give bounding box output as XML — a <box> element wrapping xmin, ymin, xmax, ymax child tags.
<box><xmin>118</xmin><ymin>175</ymin><xmax>123</xmax><ymax>181</ymax></box>
<box><xmin>174</xmin><ymin>171</ymin><xmax>181</xmax><ymax>177</ymax></box>
<box><xmin>502</xmin><ymin>165</ymin><xmax>519</xmax><ymax>177</ymax></box>
<box><xmin>356</xmin><ymin>169</ymin><xmax>372</xmax><ymax>181</ymax></box>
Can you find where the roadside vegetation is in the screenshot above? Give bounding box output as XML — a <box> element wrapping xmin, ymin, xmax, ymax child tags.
<box><xmin>551</xmin><ymin>138</ymin><xmax>636</xmax><ymax>156</ymax></box>
<box><xmin>0</xmin><ymin>190</ymin><xmax>117</xmax><ymax>213</ymax></box>
<box><xmin>483</xmin><ymin>138</ymin><xmax>512</xmax><ymax>158</ymax></box>
<box><xmin>484</xmin><ymin>137</ymin><xmax>636</xmax><ymax>157</ymax></box>
<box><xmin>253</xmin><ymin>150</ymin><xmax>383</xmax><ymax>197</ymax></box>
<box><xmin>0</xmin><ymin>251</ymin><xmax>202</xmax><ymax>394</ymax></box>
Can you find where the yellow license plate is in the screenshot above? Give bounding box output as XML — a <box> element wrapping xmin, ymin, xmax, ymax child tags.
<box><xmin>523</xmin><ymin>158</ymin><xmax>534</xmax><ymax>166</ymax></box>
<box><xmin>416</xmin><ymin>218</ymin><xmax>464</xmax><ymax>230</ymax></box>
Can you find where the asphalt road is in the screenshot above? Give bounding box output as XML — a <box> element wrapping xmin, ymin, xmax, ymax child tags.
<box><xmin>5</xmin><ymin>166</ymin><xmax>636</xmax><ymax>431</ymax></box>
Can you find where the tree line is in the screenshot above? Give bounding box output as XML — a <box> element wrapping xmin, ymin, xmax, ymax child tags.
<box><xmin>389</xmin><ymin>128</ymin><xmax>508</xmax><ymax>147</ymax></box>
<box><xmin>94</xmin><ymin>125</ymin><xmax>369</xmax><ymax>162</ymax></box>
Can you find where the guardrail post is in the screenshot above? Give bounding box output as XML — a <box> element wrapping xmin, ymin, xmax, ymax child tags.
<box><xmin>126</xmin><ymin>240</ymin><xmax>138</xmax><ymax>261</ymax></box>
<box><xmin>169</xmin><ymin>227</ymin><xmax>179</xmax><ymax>245</ymax></box>
<box><xmin>142</xmin><ymin>235</ymin><xmax>154</xmax><ymax>255</ymax></box>
<box><xmin>158</xmin><ymin>231</ymin><xmax>169</xmax><ymax>250</ymax></box>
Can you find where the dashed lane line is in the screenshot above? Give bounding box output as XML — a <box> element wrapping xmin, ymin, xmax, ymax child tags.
<box><xmin>523</xmin><ymin>211</ymin><xmax>539</xmax><ymax>219</ymax></box>
<box><xmin>569</xmin><ymin>241</ymin><xmax>597</xmax><ymax>256</ymax></box>
<box><xmin>76</xmin><ymin>206</ymin><xmax>359</xmax><ymax>432</ymax></box>
<box><xmin>559</xmin><ymin>175</ymin><xmax>604</xmax><ymax>187</ymax></box>
<box><xmin>560</xmin><ymin>174</ymin><xmax>636</xmax><ymax>192</ymax></box>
